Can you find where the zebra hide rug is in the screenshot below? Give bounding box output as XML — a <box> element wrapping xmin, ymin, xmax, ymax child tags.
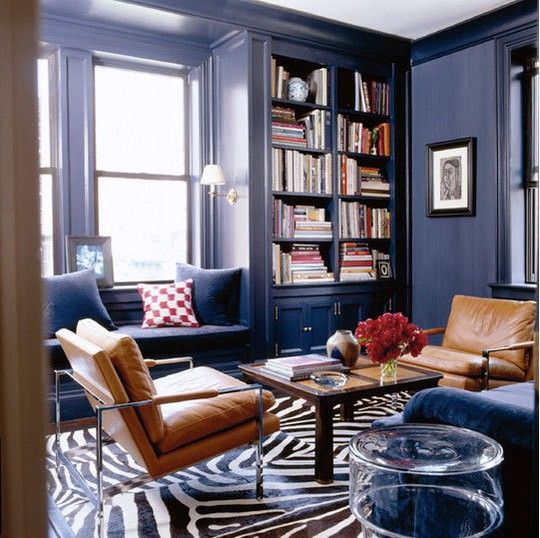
<box><xmin>47</xmin><ymin>393</ymin><xmax>408</xmax><ymax>537</ymax></box>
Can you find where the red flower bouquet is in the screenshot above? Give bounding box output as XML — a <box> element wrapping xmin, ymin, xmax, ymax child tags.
<box><xmin>355</xmin><ymin>312</ymin><xmax>427</xmax><ymax>366</ymax></box>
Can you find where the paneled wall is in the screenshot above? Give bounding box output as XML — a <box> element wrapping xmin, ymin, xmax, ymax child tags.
<box><xmin>410</xmin><ymin>0</ymin><xmax>537</xmax><ymax>327</ymax></box>
<box><xmin>410</xmin><ymin>42</ymin><xmax>498</xmax><ymax>327</ymax></box>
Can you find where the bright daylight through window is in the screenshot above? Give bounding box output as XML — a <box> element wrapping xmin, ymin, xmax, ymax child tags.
<box><xmin>38</xmin><ymin>57</ymin><xmax>55</xmax><ymax>276</ymax></box>
<box><xmin>94</xmin><ymin>64</ymin><xmax>188</xmax><ymax>283</ymax></box>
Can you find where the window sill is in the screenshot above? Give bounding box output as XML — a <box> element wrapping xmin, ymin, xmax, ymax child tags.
<box><xmin>489</xmin><ymin>283</ymin><xmax>537</xmax><ymax>301</ymax></box>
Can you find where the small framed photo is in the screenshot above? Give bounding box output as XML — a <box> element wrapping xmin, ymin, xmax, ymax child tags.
<box><xmin>376</xmin><ymin>260</ymin><xmax>393</xmax><ymax>279</ymax></box>
<box><xmin>66</xmin><ymin>236</ymin><xmax>114</xmax><ymax>288</ymax></box>
<box><xmin>426</xmin><ymin>137</ymin><xmax>475</xmax><ymax>217</ymax></box>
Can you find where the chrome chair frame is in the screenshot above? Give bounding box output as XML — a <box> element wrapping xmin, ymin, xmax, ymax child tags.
<box><xmin>53</xmin><ymin>368</ymin><xmax>265</xmax><ymax>530</ymax></box>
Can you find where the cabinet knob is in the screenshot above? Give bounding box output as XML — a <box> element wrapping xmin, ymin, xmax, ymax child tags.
<box><xmin>303</xmin><ymin>326</ymin><xmax>312</xmax><ymax>332</ymax></box>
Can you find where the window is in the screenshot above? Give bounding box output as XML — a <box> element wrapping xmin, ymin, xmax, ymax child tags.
<box><xmin>94</xmin><ymin>64</ymin><xmax>189</xmax><ymax>283</ymax></box>
<box><xmin>523</xmin><ymin>53</ymin><xmax>538</xmax><ymax>283</ymax></box>
<box><xmin>37</xmin><ymin>56</ymin><xmax>55</xmax><ymax>276</ymax></box>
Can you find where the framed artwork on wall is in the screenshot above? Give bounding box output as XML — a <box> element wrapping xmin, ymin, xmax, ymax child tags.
<box><xmin>66</xmin><ymin>236</ymin><xmax>114</xmax><ymax>288</ymax></box>
<box><xmin>426</xmin><ymin>137</ymin><xmax>475</xmax><ymax>217</ymax></box>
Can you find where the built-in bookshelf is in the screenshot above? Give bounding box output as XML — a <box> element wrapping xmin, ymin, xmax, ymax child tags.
<box><xmin>270</xmin><ymin>54</ymin><xmax>394</xmax><ymax>287</ymax></box>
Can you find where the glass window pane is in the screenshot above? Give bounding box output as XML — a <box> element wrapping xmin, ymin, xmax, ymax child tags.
<box><xmin>98</xmin><ymin>177</ymin><xmax>188</xmax><ymax>282</ymax></box>
<box><xmin>94</xmin><ymin>66</ymin><xmax>185</xmax><ymax>175</ymax></box>
<box><xmin>37</xmin><ymin>58</ymin><xmax>51</xmax><ymax>168</ymax></box>
<box><xmin>40</xmin><ymin>174</ymin><xmax>54</xmax><ymax>276</ymax></box>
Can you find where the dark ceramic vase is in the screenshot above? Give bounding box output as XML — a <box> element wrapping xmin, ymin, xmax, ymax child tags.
<box><xmin>326</xmin><ymin>330</ymin><xmax>360</xmax><ymax>368</ymax></box>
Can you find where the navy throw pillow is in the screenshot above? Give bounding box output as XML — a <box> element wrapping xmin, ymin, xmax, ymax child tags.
<box><xmin>175</xmin><ymin>263</ymin><xmax>241</xmax><ymax>326</ymax></box>
<box><xmin>43</xmin><ymin>269</ymin><xmax>116</xmax><ymax>337</ymax></box>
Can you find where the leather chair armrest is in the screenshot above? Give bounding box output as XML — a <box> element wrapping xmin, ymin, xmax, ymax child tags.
<box><xmin>153</xmin><ymin>389</ymin><xmax>219</xmax><ymax>405</ymax></box>
<box><xmin>144</xmin><ymin>357</ymin><xmax>193</xmax><ymax>369</ymax></box>
<box><xmin>422</xmin><ymin>327</ymin><xmax>446</xmax><ymax>336</ymax></box>
<box><xmin>152</xmin><ymin>383</ymin><xmax>264</xmax><ymax>406</ymax></box>
<box><xmin>482</xmin><ymin>341</ymin><xmax>534</xmax><ymax>390</ymax></box>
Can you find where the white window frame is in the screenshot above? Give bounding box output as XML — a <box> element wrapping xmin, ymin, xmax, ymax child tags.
<box><xmin>38</xmin><ymin>48</ymin><xmax>60</xmax><ymax>275</ymax></box>
<box><xmin>93</xmin><ymin>59</ymin><xmax>192</xmax><ymax>284</ymax></box>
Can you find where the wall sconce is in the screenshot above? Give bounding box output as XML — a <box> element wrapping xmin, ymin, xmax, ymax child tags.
<box><xmin>200</xmin><ymin>164</ymin><xmax>238</xmax><ymax>206</ymax></box>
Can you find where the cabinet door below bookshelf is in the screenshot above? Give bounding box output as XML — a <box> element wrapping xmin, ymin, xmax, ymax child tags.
<box><xmin>273</xmin><ymin>297</ymin><xmax>336</xmax><ymax>357</ymax></box>
<box><xmin>306</xmin><ymin>300</ymin><xmax>335</xmax><ymax>354</ymax></box>
<box><xmin>273</xmin><ymin>303</ymin><xmax>305</xmax><ymax>356</ymax></box>
<box><xmin>333</xmin><ymin>293</ymin><xmax>392</xmax><ymax>333</ymax></box>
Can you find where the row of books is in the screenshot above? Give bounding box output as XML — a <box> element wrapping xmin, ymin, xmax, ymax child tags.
<box><xmin>353</xmin><ymin>72</ymin><xmax>390</xmax><ymax>115</ymax></box>
<box><xmin>272</xmin><ymin>243</ymin><xmax>334</xmax><ymax>285</ymax></box>
<box><xmin>272</xmin><ymin>107</ymin><xmax>306</xmax><ymax>148</ymax></box>
<box><xmin>308</xmin><ymin>67</ymin><xmax>329</xmax><ymax>106</ymax></box>
<box><xmin>337</xmin><ymin>115</ymin><xmax>391</xmax><ymax>156</ymax></box>
<box><xmin>273</xmin><ymin>201</ymin><xmax>332</xmax><ymax>239</ymax></box>
<box><xmin>339</xmin><ymin>159</ymin><xmax>390</xmax><ymax>197</ymax></box>
<box><xmin>339</xmin><ymin>243</ymin><xmax>390</xmax><ymax>281</ymax></box>
<box><xmin>339</xmin><ymin>202</ymin><xmax>391</xmax><ymax>239</ymax></box>
<box><xmin>301</xmin><ymin>109</ymin><xmax>331</xmax><ymax>149</ymax></box>
<box><xmin>271</xmin><ymin>59</ymin><xmax>329</xmax><ymax>106</ymax></box>
<box><xmin>264</xmin><ymin>354</ymin><xmax>343</xmax><ymax>381</ymax></box>
<box><xmin>272</xmin><ymin>149</ymin><xmax>332</xmax><ymax>194</ymax></box>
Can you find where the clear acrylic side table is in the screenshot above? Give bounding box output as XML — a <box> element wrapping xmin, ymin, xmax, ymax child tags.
<box><xmin>349</xmin><ymin>424</ymin><xmax>504</xmax><ymax>538</ymax></box>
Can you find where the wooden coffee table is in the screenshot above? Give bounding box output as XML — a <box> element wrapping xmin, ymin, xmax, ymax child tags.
<box><xmin>239</xmin><ymin>357</ymin><xmax>442</xmax><ymax>484</ymax></box>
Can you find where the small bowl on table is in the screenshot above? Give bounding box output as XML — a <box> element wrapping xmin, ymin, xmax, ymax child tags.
<box><xmin>310</xmin><ymin>370</ymin><xmax>348</xmax><ymax>388</ymax></box>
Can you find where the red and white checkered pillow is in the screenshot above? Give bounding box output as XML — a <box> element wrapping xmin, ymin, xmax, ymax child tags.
<box><xmin>137</xmin><ymin>279</ymin><xmax>200</xmax><ymax>329</ymax></box>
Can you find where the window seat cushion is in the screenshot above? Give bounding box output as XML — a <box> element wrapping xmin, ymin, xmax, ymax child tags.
<box><xmin>45</xmin><ymin>323</ymin><xmax>250</xmax><ymax>370</ymax></box>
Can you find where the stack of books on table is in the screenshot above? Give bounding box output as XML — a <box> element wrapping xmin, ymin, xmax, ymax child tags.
<box><xmin>264</xmin><ymin>354</ymin><xmax>343</xmax><ymax>381</ymax></box>
<box><xmin>272</xmin><ymin>107</ymin><xmax>306</xmax><ymax>148</ymax></box>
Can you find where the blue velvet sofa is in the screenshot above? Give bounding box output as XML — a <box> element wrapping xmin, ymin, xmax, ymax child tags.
<box><xmin>373</xmin><ymin>382</ymin><xmax>537</xmax><ymax>537</ymax></box>
<box><xmin>45</xmin><ymin>268</ymin><xmax>251</xmax><ymax>420</ymax></box>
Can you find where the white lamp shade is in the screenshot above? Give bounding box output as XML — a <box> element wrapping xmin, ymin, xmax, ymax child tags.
<box><xmin>201</xmin><ymin>164</ymin><xmax>226</xmax><ymax>186</ymax></box>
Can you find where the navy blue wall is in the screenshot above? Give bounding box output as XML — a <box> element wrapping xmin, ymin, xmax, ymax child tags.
<box><xmin>410</xmin><ymin>0</ymin><xmax>537</xmax><ymax>326</ymax></box>
<box><xmin>410</xmin><ymin>42</ymin><xmax>498</xmax><ymax>327</ymax></box>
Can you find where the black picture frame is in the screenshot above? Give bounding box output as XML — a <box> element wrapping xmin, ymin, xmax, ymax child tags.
<box><xmin>376</xmin><ymin>260</ymin><xmax>393</xmax><ymax>280</ymax></box>
<box><xmin>426</xmin><ymin>137</ymin><xmax>475</xmax><ymax>217</ymax></box>
<box><xmin>66</xmin><ymin>236</ymin><xmax>114</xmax><ymax>288</ymax></box>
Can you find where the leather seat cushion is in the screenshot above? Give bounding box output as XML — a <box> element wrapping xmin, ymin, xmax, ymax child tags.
<box><xmin>155</xmin><ymin>366</ymin><xmax>275</xmax><ymax>454</ymax></box>
<box><xmin>400</xmin><ymin>345</ymin><xmax>526</xmax><ymax>381</ymax></box>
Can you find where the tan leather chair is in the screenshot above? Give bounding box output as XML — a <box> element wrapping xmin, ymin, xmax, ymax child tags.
<box><xmin>54</xmin><ymin>319</ymin><xmax>279</xmax><ymax>526</ymax></box>
<box><xmin>399</xmin><ymin>295</ymin><xmax>535</xmax><ymax>391</ymax></box>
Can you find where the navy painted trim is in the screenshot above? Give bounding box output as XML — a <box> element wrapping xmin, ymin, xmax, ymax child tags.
<box><xmin>495</xmin><ymin>26</ymin><xmax>537</xmax><ymax>284</ymax></box>
<box><xmin>123</xmin><ymin>0</ymin><xmax>411</xmax><ymax>61</ymax></box>
<box><xmin>489</xmin><ymin>283</ymin><xmax>537</xmax><ymax>300</ymax></box>
<box><xmin>41</xmin><ymin>14</ymin><xmax>212</xmax><ymax>68</ymax></box>
<box><xmin>412</xmin><ymin>0</ymin><xmax>537</xmax><ymax>65</ymax></box>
